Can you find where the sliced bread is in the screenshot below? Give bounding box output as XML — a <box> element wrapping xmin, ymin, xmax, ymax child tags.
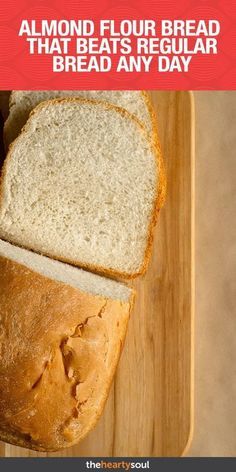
<box><xmin>0</xmin><ymin>238</ymin><xmax>134</xmax><ymax>451</ymax></box>
<box><xmin>4</xmin><ymin>90</ymin><xmax>154</xmax><ymax>148</ymax></box>
<box><xmin>0</xmin><ymin>98</ymin><xmax>165</xmax><ymax>278</ymax></box>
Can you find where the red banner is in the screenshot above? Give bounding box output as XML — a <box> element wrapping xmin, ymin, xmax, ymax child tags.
<box><xmin>0</xmin><ymin>0</ymin><xmax>235</xmax><ymax>90</ymax></box>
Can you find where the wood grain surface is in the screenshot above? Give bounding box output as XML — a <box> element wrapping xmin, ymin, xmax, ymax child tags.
<box><xmin>0</xmin><ymin>91</ymin><xmax>194</xmax><ymax>457</ymax></box>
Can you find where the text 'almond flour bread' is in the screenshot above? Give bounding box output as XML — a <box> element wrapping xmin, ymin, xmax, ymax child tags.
<box><xmin>0</xmin><ymin>239</ymin><xmax>134</xmax><ymax>452</ymax></box>
<box><xmin>4</xmin><ymin>90</ymin><xmax>154</xmax><ymax>148</ymax></box>
<box><xmin>0</xmin><ymin>98</ymin><xmax>165</xmax><ymax>279</ymax></box>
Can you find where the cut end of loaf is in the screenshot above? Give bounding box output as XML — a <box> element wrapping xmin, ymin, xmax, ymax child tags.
<box><xmin>0</xmin><ymin>239</ymin><xmax>133</xmax><ymax>302</ymax></box>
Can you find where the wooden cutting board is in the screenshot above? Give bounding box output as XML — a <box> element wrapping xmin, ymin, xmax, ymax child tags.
<box><xmin>0</xmin><ymin>91</ymin><xmax>195</xmax><ymax>458</ymax></box>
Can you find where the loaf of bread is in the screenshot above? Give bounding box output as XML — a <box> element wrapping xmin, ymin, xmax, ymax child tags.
<box><xmin>4</xmin><ymin>90</ymin><xmax>154</xmax><ymax>147</ymax></box>
<box><xmin>0</xmin><ymin>98</ymin><xmax>165</xmax><ymax>279</ymax></box>
<box><xmin>0</xmin><ymin>239</ymin><xmax>134</xmax><ymax>451</ymax></box>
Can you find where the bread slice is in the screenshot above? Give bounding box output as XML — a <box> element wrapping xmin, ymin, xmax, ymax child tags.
<box><xmin>4</xmin><ymin>90</ymin><xmax>153</xmax><ymax>148</ymax></box>
<box><xmin>0</xmin><ymin>98</ymin><xmax>164</xmax><ymax>278</ymax></box>
<box><xmin>0</xmin><ymin>238</ymin><xmax>134</xmax><ymax>451</ymax></box>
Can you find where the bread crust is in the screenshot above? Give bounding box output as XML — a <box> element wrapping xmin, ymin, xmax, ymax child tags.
<box><xmin>3</xmin><ymin>90</ymin><xmax>152</xmax><ymax>150</ymax></box>
<box><xmin>0</xmin><ymin>253</ymin><xmax>134</xmax><ymax>451</ymax></box>
<box><xmin>0</xmin><ymin>96</ymin><xmax>166</xmax><ymax>279</ymax></box>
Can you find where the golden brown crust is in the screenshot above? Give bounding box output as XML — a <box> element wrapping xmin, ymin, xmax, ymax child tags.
<box><xmin>0</xmin><ymin>254</ymin><xmax>134</xmax><ymax>451</ymax></box>
<box><xmin>0</xmin><ymin>96</ymin><xmax>165</xmax><ymax>279</ymax></box>
<box><xmin>141</xmin><ymin>91</ymin><xmax>167</xmax><ymax>208</ymax></box>
<box><xmin>137</xmin><ymin>92</ymin><xmax>167</xmax><ymax>276</ymax></box>
<box><xmin>3</xmin><ymin>91</ymin><xmax>150</xmax><ymax>151</ymax></box>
